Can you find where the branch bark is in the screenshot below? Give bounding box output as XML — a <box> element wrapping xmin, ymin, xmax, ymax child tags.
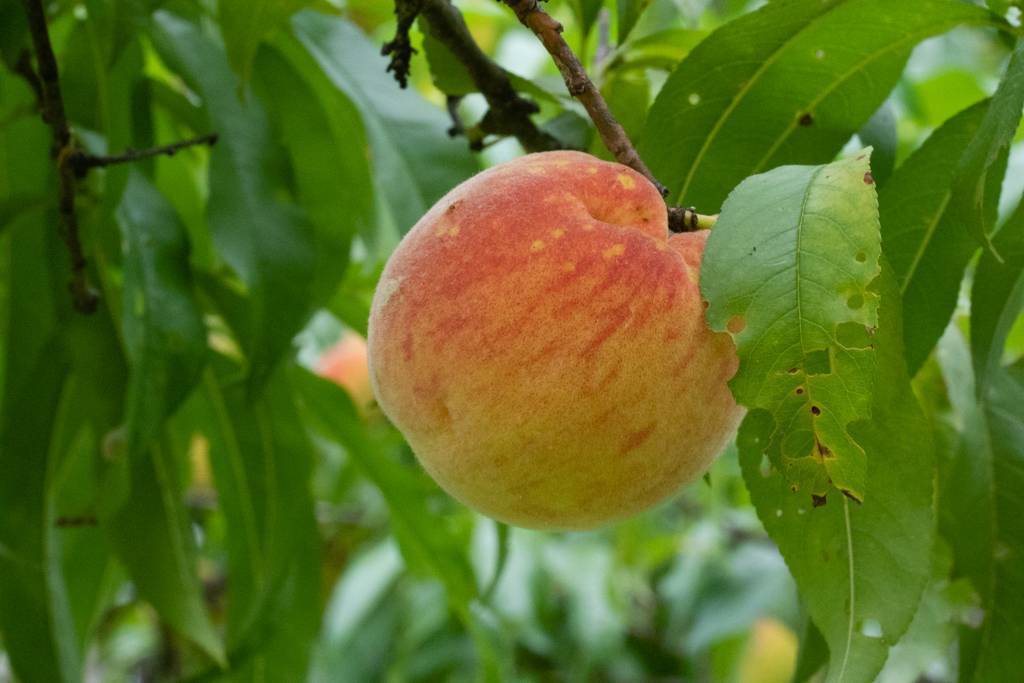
<box><xmin>405</xmin><ymin>0</ymin><xmax>564</xmax><ymax>152</ymax></box>
<box><xmin>18</xmin><ymin>0</ymin><xmax>219</xmax><ymax>313</ymax></box>
<box><xmin>20</xmin><ymin>0</ymin><xmax>98</xmax><ymax>313</ymax></box>
<box><xmin>501</xmin><ymin>0</ymin><xmax>666</xmax><ymax>195</ymax></box>
<box><xmin>69</xmin><ymin>134</ymin><xmax>219</xmax><ymax>176</ymax></box>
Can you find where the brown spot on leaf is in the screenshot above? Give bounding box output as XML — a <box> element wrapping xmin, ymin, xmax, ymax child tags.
<box><xmin>863</xmin><ymin>171</ymin><xmax>874</xmax><ymax>185</ymax></box>
<box><xmin>795</xmin><ymin>387</ymin><xmax>804</xmax><ymax>395</ymax></box>
<box><xmin>788</xmin><ymin>367</ymin><xmax>799</xmax><ymax>375</ymax></box>
<box><xmin>727</xmin><ymin>315</ymin><xmax>746</xmax><ymax>334</ymax></box>
<box><xmin>810</xmin><ymin>405</ymin><xmax>821</xmax><ymax>416</ymax></box>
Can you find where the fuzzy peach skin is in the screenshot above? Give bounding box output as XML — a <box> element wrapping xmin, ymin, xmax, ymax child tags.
<box><xmin>367</xmin><ymin>151</ymin><xmax>743</xmax><ymax>529</ymax></box>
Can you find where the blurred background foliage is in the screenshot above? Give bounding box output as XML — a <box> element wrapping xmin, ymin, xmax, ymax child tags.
<box><xmin>1</xmin><ymin>0</ymin><xmax>1023</xmax><ymax>682</ymax></box>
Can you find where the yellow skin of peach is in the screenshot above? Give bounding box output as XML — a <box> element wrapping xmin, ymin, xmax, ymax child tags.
<box><xmin>368</xmin><ymin>151</ymin><xmax>743</xmax><ymax>530</ymax></box>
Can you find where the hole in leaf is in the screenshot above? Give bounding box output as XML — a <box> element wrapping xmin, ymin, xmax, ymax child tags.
<box><xmin>805</xmin><ymin>348</ymin><xmax>831</xmax><ymax>375</ymax></box>
<box><xmin>847</xmin><ymin>293</ymin><xmax>864</xmax><ymax>309</ymax></box>
<box><xmin>688</xmin><ymin>92</ymin><xmax>701</xmax><ymax>105</ymax></box>
<box><xmin>814</xmin><ymin>48</ymin><xmax>825</xmax><ymax>60</ymax></box>
<box><xmin>859</xmin><ymin>619</ymin><xmax>883</xmax><ymax>639</ymax></box>
<box><xmin>787</xmin><ymin>367</ymin><xmax>799</xmax><ymax>375</ymax></box>
<box><xmin>795</xmin><ymin>386</ymin><xmax>804</xmax><ymax>395</ymax></box>
<box><xmin>727</xmin><ymin>315</ymin><xmax>746</xmax><ymax>334</ymax></box>
<box><xmin>810</xmin><ymin>405</ymin><xmax>821</xmax><ymax>416</ymax></box>
<box><xmin>837</xmin><ymin>321</ymin><xmax>872</xmax><ymax>349</ymax></box>
<box><xmin>812</xmin><ymin>493</ymin><xmax>827</xmax><ymax>507</ymax></box>
<box><xmin>798</xmin><ymin>112</ymin><xmax>814</xmax><ymax>126</ymax></box>
<box><xmin>760</xmin><ymin>453</ymin><xmax>772</xmax><ymax>478</ymax></box>
<box><xmin>855</xmin><ymin>251</ymin><xmax>867</xmax><ymax>263</ymax></box>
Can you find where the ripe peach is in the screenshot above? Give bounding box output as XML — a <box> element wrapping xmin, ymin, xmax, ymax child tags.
<box><xmin>367</xmin><ymin>151</ymin><xmax>742</xmax><ymax>529</ymax></box>
<box><xmin>317</xmin><ymin>332</ymin><xmax>374</xmax><ymax>410</ymax></box>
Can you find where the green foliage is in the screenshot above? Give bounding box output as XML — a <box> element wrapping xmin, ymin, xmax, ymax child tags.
<box><xmin>950</xmin><ymin>39</ymin><xmax>1024</xmax><ymax>258</ymax></box>
<box><xmin>702</xmin><ymin>153</ymin><xmax>881</xmax><ymax>500</ymax></box>
<box><xmin>2</xmin><ymin>0</ymin><xmax>1023</xmax><ymax>681</ymax></box>
<box><xmin>639</xmin><ymin>0</ymin><xmax>1001</xmax><ymax>211</ymax></box>
<box><xmin>739</xmin><ymin>262</ymin><xmax>934</xmax><ymax>683</ymax></box>
<box><xmin>879</xmin><ymin>102</ymin><xmax>992</xmax><ymax>375</ymax></box>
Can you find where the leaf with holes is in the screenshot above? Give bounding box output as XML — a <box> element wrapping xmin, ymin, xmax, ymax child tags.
<box><xmin>702</xmin><ymin>152</ymin><xmax>881</xmax><ymax>501</ymax></box>
<box><xmin>639</xmin><ymin>0</ymin><xmax>1001</xmax><ymax>212</ymax></box>
<box><xmin>878</xmin><ymin>101</ymin><xmax>996</xmax><ymax>376</ymax></box>
<box><xmin>739</xmin><ymin>261</ymin><xmax>934</xmax><ymax>683</ymax></box>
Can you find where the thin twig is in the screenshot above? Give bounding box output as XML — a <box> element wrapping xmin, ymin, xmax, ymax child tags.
<box><xmin>417</xmin><ymin>0</ymin><xmax>563</xmax><ymax>152</ymax></box>
<box><xmin>445</xmin><ymin>94</ymin><xmax>464</xmax><ymax>136</ymax></box>
<box><xmin>382</xmin><ymin>0</ymin><xmax>423</xmax><ymax>89</ymax></box>
<box><xmin>501</xmin><ymin>0</ymin><xmax>666</xmax><ymax>195</ymax></box>
<box><xmin>20</xmin><ymin>0</ymin><xmax>98</xmax><ymax>313</ymax></box>
<box><xmin>69</xmin><ymin>133</ymin><xmax>219</xmax><ymax>176</ymax></box>
<box><xmin>55</xmin><ymin>515</ymin><xmax>99</xmax><ymax>528</ymax></box>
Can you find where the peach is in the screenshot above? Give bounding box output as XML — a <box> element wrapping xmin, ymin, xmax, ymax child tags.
<box><xmin>317</xmin><ymin>332</ymin><xmax>374</xmax><ymax>410</ymax></box>
<box><xmin>367</xmin><ymin>151</ymin><xmax>742</xmax><ymax>529</ymax></box>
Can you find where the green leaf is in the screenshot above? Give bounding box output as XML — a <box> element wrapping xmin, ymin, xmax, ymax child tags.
<box><xmin>702</xmin><ymin>152</ymin><xmax>881</xmax><ymax>500</ymax></box>
<box><xmin>617</xmin><ymin>0</ymin><xmax>653</xmax><ymax>43</ymax></box>
<box><xmin>255</xmin><ymin>36</ymin><xmax>375</xmax><ymax>301</ymax></box>
<box><xmin>293</xmin><ymin>367</ymin><xmax>477</xmax><ymax>608</ymax></box>
<box><xmin>971</xmin><ymin>199</ymin><xmax>1024</xmax><ymax>395</ymax></box>
<box><xmin>151</xmin><ymin>12</ymin><xmax>317</xmax><ymax>394</ymax></box>
<box><xmin>177</xmin><ymin>367</ymin><xmax>321</xmax><ymax>679</ymax></box>
<box><xmin>792</xmin><ymin>617</ymin><xmax>829</xmax><ymax>682</ymax></box>
<box><xmin>569</xmin><ymin>0</ymin><xmax>604</xmax><ymax>41</ymax></box>
<box><xmin>602</xmin><ymin>28</ymin><xmax>706</xmax><ymax>73</ymax></box>
<box><xmin>219</xmin><ymin>0</ymin><xmax>314</xmax><ymax>84</ymax></box>
<box><xmin>0</xmin><ymin>194</ymin><xmax>47</xmax><ymax>234</ymax></box>
<box><xmin>0</xmin><ymin>0</ymin><xmax>27</xmax><ymax>68</ymax></box>
<box><xmin>878</xmin><ymin>101</ymin><xmax>994</xmax><ymax>375</ymax></box>
<box><xmin>115</xmin><ymin>172</ymin><xmax>207</xmax><ymax>462</ymax></box>
<box><xmin>104</xmin><ymin>436</ymin><xmax>225</xmax><ymax>666</ymax></box>
<box><xmin>739</xmin><ymin>260</ymin><xmax>935</xmax><ymax>683</ymax></box>
<box><xmin>640</xmin><ymin>0</ymin><xmax>1000</xmax><ymax>211</ymax></box>
<box><xmin>291</xmin><ymin>12</ymin><xmax>479</xmax><ymax>245</ymax></box>
<box><xmin>0</xmin><ymin>221</ymin><xmax>79</xmax><ymax>683</ymax></box>
<box><xmin>420</xmin><ymin>28</ymin><xmax>476</xmax><ymax>97</ymax></box>
<box><xmin>937</xmin><ymin>330</ymin><xmax>1024</xmax><ymax>682</ymax></box>
<box><xmin>950</xmin><ymin>38</ymin><xmax>1024</xmax><ymax>258</ymax></box>
<box><xmin>965</xmin><ymin>364</ymin><xmax>1024</xmax><ymax>681</ymax></box>
<box><xmin>857</xmin><ymin>103</ymin><xmax>896</xmax><ymax>187</ymax></box>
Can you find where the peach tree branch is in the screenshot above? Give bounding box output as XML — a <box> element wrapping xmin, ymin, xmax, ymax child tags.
<box><xmin>68</xmin><ymin>134</ymin><xmax>219</xmax><ymax>176</ymax></box>
<box><xmin>384</xmin><ymin>0</ymin><xmax>564</xmax><ymax>152</ymax></box>
<box><xmin>501</xmin><ymin>0</ymin><xmax>665</xmax><ymax>195</ymax></box>
<box><xmin>20</xmin><ymin>0</ymin><xmax>97</xmax><ymax>313</ymax></box>
<box><xmin>18</xmin><ymin>0</ymin><xmax>218</xmax><ymax>313</ymax></box>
